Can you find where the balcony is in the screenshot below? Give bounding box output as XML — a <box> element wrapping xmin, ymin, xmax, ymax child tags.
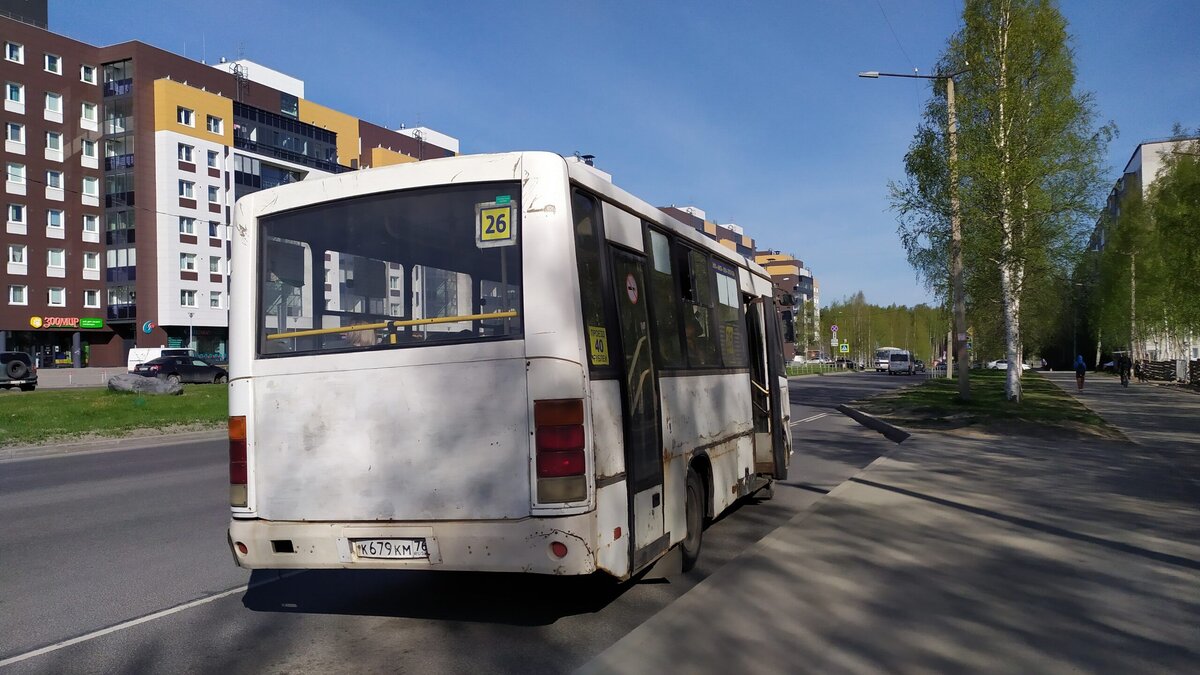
<box><xmin>233</xmin><ymin>136</ymin><xmax>346</xmax><ymax>174</ymax></box>
<box><xmin>107</xmin><ymin>304</ymin><xmax>137</xmax><ymax>321</ymax></box>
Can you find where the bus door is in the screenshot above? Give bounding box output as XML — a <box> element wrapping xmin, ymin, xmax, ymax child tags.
<box><xmin>761</xmin><ymin>297</ymin><xmax>790</xmax><ymax>479</ymax></box>
<box><xmin>608</xmin><ymin>247</ymin><xmax>667</xmax><ymax>570</ymax></box>
<box><xmin>745</xmin><ymin>298</ymin><xmax>775</xmax><ymax>473</ymax></box>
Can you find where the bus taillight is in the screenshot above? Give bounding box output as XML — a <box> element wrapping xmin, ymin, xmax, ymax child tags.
<box><xmin>534</xmin><ymin>400</ymin><xmax>586</xmax><ymax>503</ymax></box>
<box><xmin>229</xmin><ymin>415</ymin><xmax>247</xmax><ymax>507</ymax></box>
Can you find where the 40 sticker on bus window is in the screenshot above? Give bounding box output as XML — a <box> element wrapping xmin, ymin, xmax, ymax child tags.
<box><xmin>587</xmin><ymin>326</ymin><xmax>610</xmax><ymax>366</ymax></box>
<box><xmin>475</xmin><ymin>199</ymin><xmax>518</xmax><ymax>249</ymax></box>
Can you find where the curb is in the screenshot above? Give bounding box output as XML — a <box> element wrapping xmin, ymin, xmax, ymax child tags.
<box><xmin>836</xmin><ymin>404</ymin><xmax>911</xmax><ymax>443</ymax></box>
<box><xmin>0</xmin><ymin>428</ymin><xmax>225</xmax><ymax>463</ymax></box>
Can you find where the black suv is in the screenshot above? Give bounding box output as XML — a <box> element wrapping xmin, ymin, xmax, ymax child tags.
<box><xmin>1</xmin><ymin>352</ymin><xmax>37</xmax><ymax>391</ymax></box>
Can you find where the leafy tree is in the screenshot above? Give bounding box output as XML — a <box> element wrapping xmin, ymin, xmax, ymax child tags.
<box><xmin>891</xmin><ymin>0</ymin><xmax>1112</xmax><ymax>400</ymax></box>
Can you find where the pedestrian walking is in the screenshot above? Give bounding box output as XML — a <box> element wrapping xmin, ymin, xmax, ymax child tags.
<box><xmin>1074</xmin><ymin>355</ymin><xmax>1087</xmax><ymax>392</ymax></box>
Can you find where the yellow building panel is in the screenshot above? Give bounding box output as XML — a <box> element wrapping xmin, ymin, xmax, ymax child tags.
<box><xmin>742</xmin><ymin>234</ymin><xmax>753</xmax><ymax>247</ymax></box>
<box><xmin>153</xmin><ymin>79</ymin><xmax>233</xmax><ymax>146</ymax></box>
<box><xmin>720</xmin><ymin>239</ymin><xmax>737</xmax><ymax>251</ymax></box>
<box><xmin>298</xmin><ymin>99</ymin><xmax>359</xmax><ymax>167</ymax></box>
<box><xmin>371</xmin><ymin>146</ymin><xmax>417</xmax><ymax>167</ymax></box>
<box><xmin>704</xmin><ymin>222</ymin><xmax>717</xmax><ymax>235</ymax></box>
<box><xmin>765</xmin><ymin>263</ymin><xmax>801</xmax><ymax>276</ymax></box>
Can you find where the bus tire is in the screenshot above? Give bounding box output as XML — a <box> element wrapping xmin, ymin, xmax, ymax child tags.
<box><xmin>682</xmin><ymin>467</ymin><xmax>704</xmax><ymax>572</ymax></box>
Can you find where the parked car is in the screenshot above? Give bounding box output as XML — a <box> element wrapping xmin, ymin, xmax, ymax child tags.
<box><xmin>1</xmin><ymin>351</ymin><xmax>37</xmax><ymax>390</ymax></box>
<box><xmin>987</xmin><ymin>359</ymin><xmax>1032</xmax><ymax>371</ymax></box>
<box><xmin>888</xmin><ymin>351</ymin><xmax>915</xmax><ymax>375</ymax></box>
<box><xmin>133</xmin><ymin>356</ymin><xmax>228</xmax><ymax>384</ymax></box>
<box><xmin>127</xmin><ymin>347</ymin><xmax>197</xmax><ymax>372</ymax></box>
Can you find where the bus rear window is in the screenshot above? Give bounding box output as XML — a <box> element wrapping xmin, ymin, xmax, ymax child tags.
<box><xmin>258</xmin><ymin>182</ymin><xmax>522</xmax><ymax>357</ymax></box>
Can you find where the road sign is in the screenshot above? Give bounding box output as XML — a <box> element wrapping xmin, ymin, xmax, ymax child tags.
<box><xmin>839</xmin><ymin>343</ymin><xmax>849</xmax><ymax>353</ymax></box>
<box><xmin>830</xmin><ymin>324</ymin><xmax>839</xmax><ymax>333</ymax></box>
<box><xmin>830</xmin><ymin>337</ymin><xmax>838</xmax><ymax>347</ymax></box>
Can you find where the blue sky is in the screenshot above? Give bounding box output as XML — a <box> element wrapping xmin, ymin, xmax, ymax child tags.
<box><xmin>55</xmin><ymin>0</ymin><xmax>1199</xmax><ymax>307</ymax></box>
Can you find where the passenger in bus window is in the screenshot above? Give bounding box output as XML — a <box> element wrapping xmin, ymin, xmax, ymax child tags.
<box><xmin>346</xmin><ymin>325</ymin><xmax>377</xmax><ymax>347</ymax></box>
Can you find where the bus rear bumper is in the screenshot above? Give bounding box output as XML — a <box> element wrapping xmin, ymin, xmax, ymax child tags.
<box><xmin>228</xmin><ymin>515</ymin><xmax>600</xmax><ymax>576</ymax></box>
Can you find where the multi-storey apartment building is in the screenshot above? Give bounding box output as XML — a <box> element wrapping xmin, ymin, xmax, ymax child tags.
<box><xmin>0</xmin><ymin>10</ymin><xmax>454</xmax><ymax>367</ymax></box>
<box><xmin>659</xmin><ymin>205</ymin><xmax>756</xmax><ymax>258</ymax></box>
<box><xmin>755</xmin><ymin>251</ymin><xmax>818</xmax><ymax>361</ymax></box>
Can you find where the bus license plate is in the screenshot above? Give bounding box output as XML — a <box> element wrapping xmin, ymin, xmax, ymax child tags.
<box><xmin>352</xmin><ymin>538</ymin><xmax>429</xmax><ymax>560</ymax></box>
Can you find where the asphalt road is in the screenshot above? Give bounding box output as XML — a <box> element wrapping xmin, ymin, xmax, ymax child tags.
<box><xmin>0</xmin><ymin>371</ymin><xmax>916</xmax><ymax>674</ymax></box>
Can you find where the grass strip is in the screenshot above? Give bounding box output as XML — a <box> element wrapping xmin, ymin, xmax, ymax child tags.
<box><xmin>853</xmin><ymin>369</ymin><xmax>1119</xmax><ymax>438</ymax></box>
<box><xmin>0</xmin><ymin>385</ymin><xmax>227</xmax><ymax>447</ymax></box>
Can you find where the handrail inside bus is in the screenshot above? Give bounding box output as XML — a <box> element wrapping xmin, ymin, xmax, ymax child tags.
<box><xmin>265</xmin><ymin>310</ymin><xmax>520</xmax><ymax>341</ymax></box>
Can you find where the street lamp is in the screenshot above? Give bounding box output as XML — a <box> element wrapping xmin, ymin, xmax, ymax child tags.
<box><xmin>860</xmin><ymin>68</ymin><xmax>971</xmax><ymax>400</ymax></box>
<box><xmin>188</xmin><ymin>311</ymin><xmax>194</xmax><ymax>351</ymax></box>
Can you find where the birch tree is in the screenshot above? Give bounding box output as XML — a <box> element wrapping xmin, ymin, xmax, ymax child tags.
<box><xmin>893</xmin><ymin>0</ymin><xmax>1111</xmax><ymax>400</ymax></box>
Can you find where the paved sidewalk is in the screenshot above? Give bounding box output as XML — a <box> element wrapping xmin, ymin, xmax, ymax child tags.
<box><xmin>580</xmin><ymin>390</ymin><xmax>1199</xmax><ymax>672</ymax></box>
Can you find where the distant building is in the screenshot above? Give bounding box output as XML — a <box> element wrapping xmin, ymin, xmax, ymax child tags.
<box><xmin>659</xmin><ymin>206</ymin><xmax>755</xmax><ymax>258</ymax></box>
<box><xmin>0</xmin><ymin>12</ymin><xmax>456</xmax><ymax>366</ymax></box>
<box><xmin>1087</xmin><ymin>136</ymin><xmax>1199</xmax><ymax>362</ymax></box>
<box><xmin>754</xmin><ymin>251</ymin><xmax>819</xmax><ymax>361</ymax></box>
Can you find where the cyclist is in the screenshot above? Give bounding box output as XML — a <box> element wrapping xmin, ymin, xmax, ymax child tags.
<box><xmin>1119</xmin><ymin>354</ymin><xmax>1132</xmax><ymax>387</ymax></box>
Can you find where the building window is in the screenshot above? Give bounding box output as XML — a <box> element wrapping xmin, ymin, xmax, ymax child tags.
<box><xmin>83</xmin><ymin>251</ymin><xmax>99</xmax><ymax>271</ymax></box>
<box><xmin>8</xmin><ymin>244</ymin><xmax>26</xmax><ymax>263</ymax></box>
<box><xmin>83</xmin><ymin>214</ymin><xmax>99</xmax><ymax>233</ymax></box>
<box><xmin>46</xmin><ymin>131</ymin><xmax>62</xmax><ymax>150</ymax></box>
<box><xmin>80</xmin><ymin>64</ymin><xmax>96</xmax><ymax>84</ymax></box>
<box><xmin>7</xmin><ymin>82</ymin><xmax>24</xmax><ymax>103</ymax></box>
<box><xmin>6</xmin><ymin>122</ymin><xmax>23</xmax><ymax>142</ymax></box>
<box><xmin>48</xmin><ymin>286</ymin><xmax>65</xmax><ymax>307</ymax></box>
<box><xmin>82</xmin><ymin>176</ymin><xmax>99</xmax><ymax>197</ymax></box>
<box><xmin>5</xmin><ymin>42</ymin><xmax>22</xmax><ymax>64</ymax></box>
<box><xmin>209</xmin><ymin>256</ymin><xmax>221</xmax><ymax>273</ymax></box>
<box><xmin>210</xmin><ymin>291</ymin><xmax>221</xmax><ymax>308</ymax></box>
<box><xmin>46</xmin><ymin>170</ymin><xmax>62</xmax><ymax>189</ymax></box>
<box><xmin>179</xmin><ymin>216</ymin><xmax>196</xmax><ymax>234</ymax></box>
<box><xmin>8</xmin><ymin>204</ymin><xmax>25</xmax><ymax>223</ymax></box>
<box><xmin>208</xmin><ymin>221</ymin><xmax>220</xmax><ymax>237</ymax></box>
<box><xmin>48</xmin><ymin>248</ymin><xmax>65</xmax><ymax>268</ymax></box>
<box><xmin>9</xmin><ymin>285</ymin><xmax>27</xmax><ymax>305</ymax></box>
<box><xmin>180</xmin><ymin>252</ymin><xmax>197</xmax><ymax>271</ymax></box>
<box><xmin>208</xmin><ymin>185</ymin><xmax>219</xmax><ymax>203</ymax></box>
<box><xmin>206</xmin><ymin>115</ymin><xmax>223</xmax><ymax>134</ymax></box>
<box><xmin>45</xmin><ymin>92</ymin><xmax>62</xmax><ymax>113</ymax></box>
<box><xmin>177</xmin><ymin>106</ymin><xmax>194</xmax><ymax>126</ymax></box>
<box><xmin>81</xmin><ymin>101</ymin><xmax>98</xmax><ymax>122</ymax></box>
<box><xmin>83</xmin><ymin>289</ymin><xmax>100</xmax><ymax>308</ymax></box>
<box><xmin>180</xmin><ymin>289</ymin><xmax>197</xmax><ymax>307</ymax></box>
<box><xmin>178</xmin><ymin>180</ymin><xmax>194</xmax><ymax>199</ymax></box>
<box><xmin>81</xmin><ymin>138</ymin><xmax>97</xmax><ymax>158</ymax></box>
<box><xmin>280</xmin><ymin>92</ymin><xmax>299</xmax><ymax>118</ymax></box>
<box><xmin>207</xmin><ymin>150</ymin><xmax>219</xmax><ymax>168</ymax></box>
<box><xmin>44</xmin><ymin>53</ymin><xmax>61</xmax><ymax>75</ymax></box>
<box><xmin>178</xmin><ymin>143</ymin><xmax>194</xmax><ymax>162</ymax></box>
<box><xmin>6</xmin><ymin>163</ymin><xmax>24</xmax><ymax>184</ymax></box>
<box><xmin>47</xmin><ymin>209</ymin><xmax>63</xmax><ymax>228</ymax></box>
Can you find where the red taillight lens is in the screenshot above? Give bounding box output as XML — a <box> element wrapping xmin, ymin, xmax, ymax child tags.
<box><xmin>536</xmin><ymin>425</ymin><xmax>584</xmax><ymax>451</ymax></box>
<box><xmin>229</xmin><ymin>416</ymin><xmax>247</xmax><ymax>485</ymax></box>
<box><xmin>537</xmin><ymin>448</ymin><xmax>585</xmax><ymax>477</ymax></box>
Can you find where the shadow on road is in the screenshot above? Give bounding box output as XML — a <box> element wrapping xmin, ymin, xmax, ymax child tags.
<box><xmin>242</xmin><ymin>568</ymin><xmax>630</xmax><ymax>625</ymax></box>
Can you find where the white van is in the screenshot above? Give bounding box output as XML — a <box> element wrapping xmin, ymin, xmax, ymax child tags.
<box><xmin>127</xmin><ymin>347</ymin><xmax>196</xmax><ymax>372</ymax></box>
<box><xmin>888</xmin><ymin>351</ymin><xmax>915</xmax><ymax>375</ymax></box>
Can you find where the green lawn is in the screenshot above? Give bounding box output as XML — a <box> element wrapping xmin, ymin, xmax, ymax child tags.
<box><xmin>854</xmin><ymin>369</ymin><xmax>1119</xmax><ymax>437</ymax></box>
<box><xmin>0</xmin><ymin>385</ymin><xmax>227</xmax><ymax>447</ymax></box>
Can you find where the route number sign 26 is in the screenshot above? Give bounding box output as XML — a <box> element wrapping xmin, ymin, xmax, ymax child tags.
<box><xmin>476</xmin><ymin>200</ymin><xmax>518</xmax><ymax>249</ymax></box>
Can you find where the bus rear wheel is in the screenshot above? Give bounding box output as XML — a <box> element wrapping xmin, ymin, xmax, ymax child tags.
<box><xmin>681</xmin><ymin>467</ymin><xmax>704</xmax><ymax>572</ymax></box>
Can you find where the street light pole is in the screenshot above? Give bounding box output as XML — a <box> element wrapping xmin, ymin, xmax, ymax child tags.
<box><xmin>860</xmin><ymin>69</ymin><xmax>970</xmax><ymax>400</ymax></box>
<box><xmin>188</xmin><ymin>311</ymin><xmax>194</xmax><ymax>351</ymax></box>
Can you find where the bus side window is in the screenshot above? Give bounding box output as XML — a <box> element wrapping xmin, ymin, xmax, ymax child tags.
<box><xmin>645</xmin><ymin>228</ymin><xmax>683</xmax><ymax>367</ymax></box>
<box><xmin>713</xmin><ymin>262</ymin><xmax>747</xmax><ymax>367</ymax></box>
<box><xmin>683</xmin><ymin>249</ymin><xmax>719</xmax><ymax>367</ymax></box>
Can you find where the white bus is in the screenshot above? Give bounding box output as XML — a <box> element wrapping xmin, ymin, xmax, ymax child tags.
<box><xmin>875</xmin><ymin>347</ymin><xmax>902</xmax><ymax>372</ymax></box>
<box><xmin>226</xmin><ymin>152</ymin><xmax>791</xmax><ymax>580</ymax></box>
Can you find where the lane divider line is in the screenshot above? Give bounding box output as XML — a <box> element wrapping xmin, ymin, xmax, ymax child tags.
<box><xmin>791</xmin><ymin>413</ymin><xmax>829</xmax><ymax>426</ymax></box>
<box><xmin>0</xmin><ymin>571</ymin><xmax>300</xmax><ymax>667</ymax></box>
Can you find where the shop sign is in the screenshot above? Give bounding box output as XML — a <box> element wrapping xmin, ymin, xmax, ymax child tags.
<box><xmin>28</xmin><ymin>316</ymin><xmax>106</xmax><ymax>329</ymax></box>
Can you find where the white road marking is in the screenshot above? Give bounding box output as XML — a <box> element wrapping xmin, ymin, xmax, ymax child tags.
<box><xmin>0</xmin><ymin>572</ymin><xmax>296</xmax><ymax>667</ymax></box>
<box><xmin>791</xmin><ymin>412</ymin><xmax>828</xmax><ymax>426</ymax></box>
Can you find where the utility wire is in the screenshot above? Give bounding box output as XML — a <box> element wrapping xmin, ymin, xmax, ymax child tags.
<box><xmin>874</xmin><ymin>0</ymin><xmax>925</xmax><ymax>115</ymax></box>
